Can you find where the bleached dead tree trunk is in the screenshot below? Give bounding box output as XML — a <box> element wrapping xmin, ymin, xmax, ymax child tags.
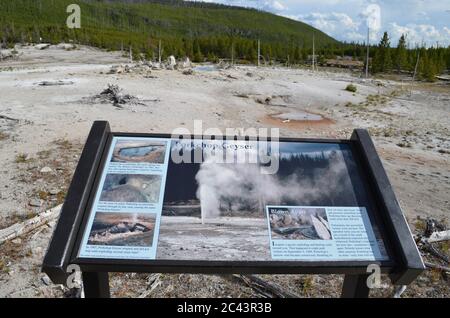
<box><xmin>365</xmin><ymin>27</ymin><xmax>370</xmax><ymax>78</ymax></box>
<box><xmin>231</xmin><ymin>42</ymin><xmax>234</xmax><ymax>66</ymax></box>
<box><xmin>257</xmin><ymin>39</ymin><xmax>261</xmax><ymax>67</ymax></box>
<box><xmin>158</xmin><ymin>40</ymin><xmax>162</xmax><ymax>64</ymax></box>
<box><xmin>412</xmin><ymin>50</ymin><xmax>420</xmax><ymax>81</ymax></box>
<box><xmin>0</xmin><ymin>205</ymin><xmax>62</xmax><ymax>244</ymax></box>
<box><xmin>312</xmin><ymin>34</ymin><xmax>315</xmax><ymax>72</ymax></box>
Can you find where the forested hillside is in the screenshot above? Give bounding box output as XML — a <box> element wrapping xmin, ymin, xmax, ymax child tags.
<box><xmin>0</xmin><ymin>0</ymin><xmax>449</xmax><ymax>80</ymax></box>
<box><xmin>0</xmin><ymin>0</ymin><xmax>337</xmax><ymax>62</ymax></box>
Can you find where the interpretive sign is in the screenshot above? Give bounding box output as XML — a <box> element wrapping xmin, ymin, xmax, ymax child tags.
<box><xmin>42</xmin><ymin>121</ymin><xmax>425</xmax><ymax>298</ymax></box>
<box><xmin>77</xmin><ymin>136</ymin><xmax>391</xmax><ymax>263</ymax></box>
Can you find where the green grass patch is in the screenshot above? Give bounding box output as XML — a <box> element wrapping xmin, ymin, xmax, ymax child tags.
<box><xmin>15</xmin><ymin>153</ymin><xmax>29</xmax><ymax>163</ymax></box>
<box><xmin>345</xmin><ymin>84</ymin><xmax>357</xmax><ymax>93</ymax></box>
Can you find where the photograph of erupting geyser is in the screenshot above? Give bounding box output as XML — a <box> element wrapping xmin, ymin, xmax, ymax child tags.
<box><xmin>268</xmin><ymin>207</ymin><xmax>332</xmax><ymax>240</ymax></box>
<box><xmin>88</xmin><ymin>212</ymin><xmax>156</xmax><ymax>247</ymax></box>
<box><xmin>112</xmin><ymin>140</ymin><xmax>167</xmax><ymax>164</ymax></box>
<box><xmin>156</xmin><ymin>140</ymin><xmax>374</xmax><ymax>261</ymax></box>
<box><xmin>100</xmin><ymin>174</ymin><xmax>162</xmax><ymax>203</ymax></box>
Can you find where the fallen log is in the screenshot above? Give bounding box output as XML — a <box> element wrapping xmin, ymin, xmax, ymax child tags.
<box><xmin>0</xmin><ymin>204</ymin><xmax>62</xmax><ymax>245</ymax></box>
<box><xmin>37</xmin><ymin>80</ymin><xmax>74</xmax><ymax>87</ymax></box>
<box><xmin>425</xmin><ymin>230</ymin><xmax>450</xmax><ymax>243</ymax></box>
<box><xmin>425</xmin><ymin>262</ymin><xmax>450</xmax><ymax>273</ymax></box>
<box><xmin>392</xmin><ymin>285</ymin><xmax>407</xmax><ymax>298</ymax></box>
<box><xmin>436</xmin><ymin>76</ymin><xmax>450</xmax><ymax>82</ymax></box>
<box><xmin>422</xmin><ymin>242</ymin><xmax>450</xmax><ymax>263</ymax></box>
<box><xmin>0</xmin><ymin>114</ymin><xmax>19</xmax><ymax>122</ymax></box>
<box><xmin>233</xmin><ymin>274</ymin><xmax>299</xmax><ymax>298</ymax></box>
<box><xmin>138</xmin><ymin>274</ymin><xmax>162</xmax><ymax>298</ymax></box>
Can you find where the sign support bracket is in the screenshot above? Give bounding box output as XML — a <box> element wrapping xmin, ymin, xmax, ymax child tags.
<box><xmin>341</xmin><ymin>274</ymin><xmax>370</xmax><ymax>298</ymax></box>
<box><xmin>82</xmin><ymin>272</ymin><xmax>111</xmax><ymax>298</ymax></box>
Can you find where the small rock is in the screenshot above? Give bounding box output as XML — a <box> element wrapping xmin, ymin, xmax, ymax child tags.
<box><xmin>57</xmin><ymin>43</ymin><xmax>75</xmax><ymax>50</ymax></box>
<box><xmin>167</xmin><ymin>55</ymin><xmax>176</xmax><ymax>69</ymax></box>
<box><xmin>40</xmin><ymin>166</ymin><xmax>52</xmax><ymax>173</ymax></box>
<box><xmin>396</xmin><ymin>142</ymin><xmax>412</xmax><ymax>148</ymax></box>
<box><xmin>11</xmin><ymin>238</ymin><xmax>22</xmax><ymax>245</ymax></box>
<box><xmin>49</xmin><ymin>189</ymin><xmax>60</xmax><ymax>195</ymax></box>
<box><xmin>177</xmin><ymin>57</ymin><xmax>192</xmax><ymax>69</ymax></box>
<box><xmin>35</xmin><ymin>43</ymin><xmax>51</xmax><ymax>50</ymax></box>
<box><xmin>29</xmin><ymin>199</ymin><xmax>42</xmax><ymax>207</ymax></box>
<box><xmin>41</xmin><ymin>275</ymin><xmax>51</xmax><ymax>286</ymax></box>
<box><xmin>182</xmin><ymin>69</ymin><xmax>194</xmax><ymax>75</ymax></box>
<box><xmin>0</xmin><ymin>49</ymin><xmax>14</xmax><ymax>60</ymax></box>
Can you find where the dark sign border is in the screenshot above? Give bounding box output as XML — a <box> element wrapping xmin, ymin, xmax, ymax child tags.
<box><xmin>42</xmin><ymin>121</ymin><xmax>424</xmax><ymax>296</ymax></box>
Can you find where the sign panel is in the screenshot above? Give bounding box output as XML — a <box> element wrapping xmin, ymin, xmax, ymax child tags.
<box><xmin>266</xmin><ymin>206</ymin><xmax>386</xmax><ymax>261</ymax></box>
<box><xmin>78</xmin><ymin>136</ymin><xmax>389</xmax><ymax>262</ymax></box>
<box><xmin>79</xmin><ymin>137</ymin><xmax>172</xmax><ymax>260</ymax></box>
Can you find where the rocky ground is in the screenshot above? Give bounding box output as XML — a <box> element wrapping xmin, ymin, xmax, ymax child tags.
<box><xmin>0</xmin><ymin>44</ymin><xmax>449</xmax><ymax>298</ymax></box>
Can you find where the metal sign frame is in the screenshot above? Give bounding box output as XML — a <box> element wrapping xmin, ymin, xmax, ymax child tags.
<box><xmin>42</xmin><ymin>121</ymin><xmax>424</xmax><ymax>298</ymax></box>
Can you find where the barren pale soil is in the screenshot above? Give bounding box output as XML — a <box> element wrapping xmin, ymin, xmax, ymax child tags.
<box><xmin>0</xmin><ymin>45</ymin><xmax>449</xmax><ymax>298</ymax></box>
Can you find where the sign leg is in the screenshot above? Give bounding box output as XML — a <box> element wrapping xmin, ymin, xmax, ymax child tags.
<box><xmin>82</xmin><ymin>272</ymin><xmax>111</xmax><ymax>298</ymax></box>
<box><xmin>341</xmin><ymin>274</ymin><xmax>370</xmax><ymax>298</ymax></box>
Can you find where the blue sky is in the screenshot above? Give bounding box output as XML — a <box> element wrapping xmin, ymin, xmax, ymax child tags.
<box><xmin>193</xmin><ymin>0</ymin><xmax>450</xmax><ymax>47</ymax></box>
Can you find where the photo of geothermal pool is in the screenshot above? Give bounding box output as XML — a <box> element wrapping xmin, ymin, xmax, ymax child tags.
<box><xmin>112</xmin><ymin>140</ymin><xmax>167</xmax><ymax>164</ymax></box>
<box><xmin>155</xmin><ymin>140</ymin><xmax>382</xmax><ymax>261</ymax></box>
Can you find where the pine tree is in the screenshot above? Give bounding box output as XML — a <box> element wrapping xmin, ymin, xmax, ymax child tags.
<box><xmin>395</xmin><ymin>34</ymin><xmax>408</xmax><ymax>72</ymax></box>
<box><xmin>424</xmin><ymin>58</ymin><xmax>437</xmax><ymax>82</ymax></box>
<box><xmin>418</xmin><ymin>50</ymin><xmax>437</xmax><ymax>82</ymax></box>
<box><xmin>372</xmin><ymin>32</ymin><xmax>393</xmax><ymax>73</ymax></box>
<box><xmin>192</xmin><ymin>40</ymin><xmax>203</xmax><ymax>62</ymax></box>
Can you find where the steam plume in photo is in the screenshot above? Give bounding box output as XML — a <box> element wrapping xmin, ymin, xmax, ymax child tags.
<box><xmin>194</xmin><ymin>144</ymin><xmax>359</xmax><ymax>222</ymax></box>
<box><xmin>163</xmin><ymin>141</ymin><xmax>367</xmax><ymax>220</ymax></box>
<box><xmin>88</xmin><ymin>212</ymin><xmax>156</xmax><ymax>247</ymax></box>
<box><xmin>100</xmin><ymin>174</ymin><xmax>162</xmax><ymax>203</ymax></box>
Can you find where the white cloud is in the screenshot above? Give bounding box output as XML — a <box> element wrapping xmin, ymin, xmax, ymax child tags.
<box><xmin>346</xmin><ymin>31</ymin><xmax>366</xmax><ymax>42</ymax></box>
<box><xmin>444</xmin><ymin>27</ymin><xmax>450</xmax><ymax>36</ymax></box>
<box><xmin>190</xmin><ymin>0</ymin><xmax>450</xmax><ymax>47</ymax></box>
<box><xmin>390</xmin><ymin>22</ymin><xmax>450</xmax><ymax>46</ymax></box>
<box><xmin>295</xmin><ymin>12</ymin><xmax>360</xmax><ymax>39</ymax></box>
<box><xmin>270</xmin><ymin>1</ymin><xmax>286</xmax><ymax>11</ymax></box>
<box><xmin>195</xmin><ymin>0</ymin><xmax>287</xmax><ymax>11</ymax></box>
